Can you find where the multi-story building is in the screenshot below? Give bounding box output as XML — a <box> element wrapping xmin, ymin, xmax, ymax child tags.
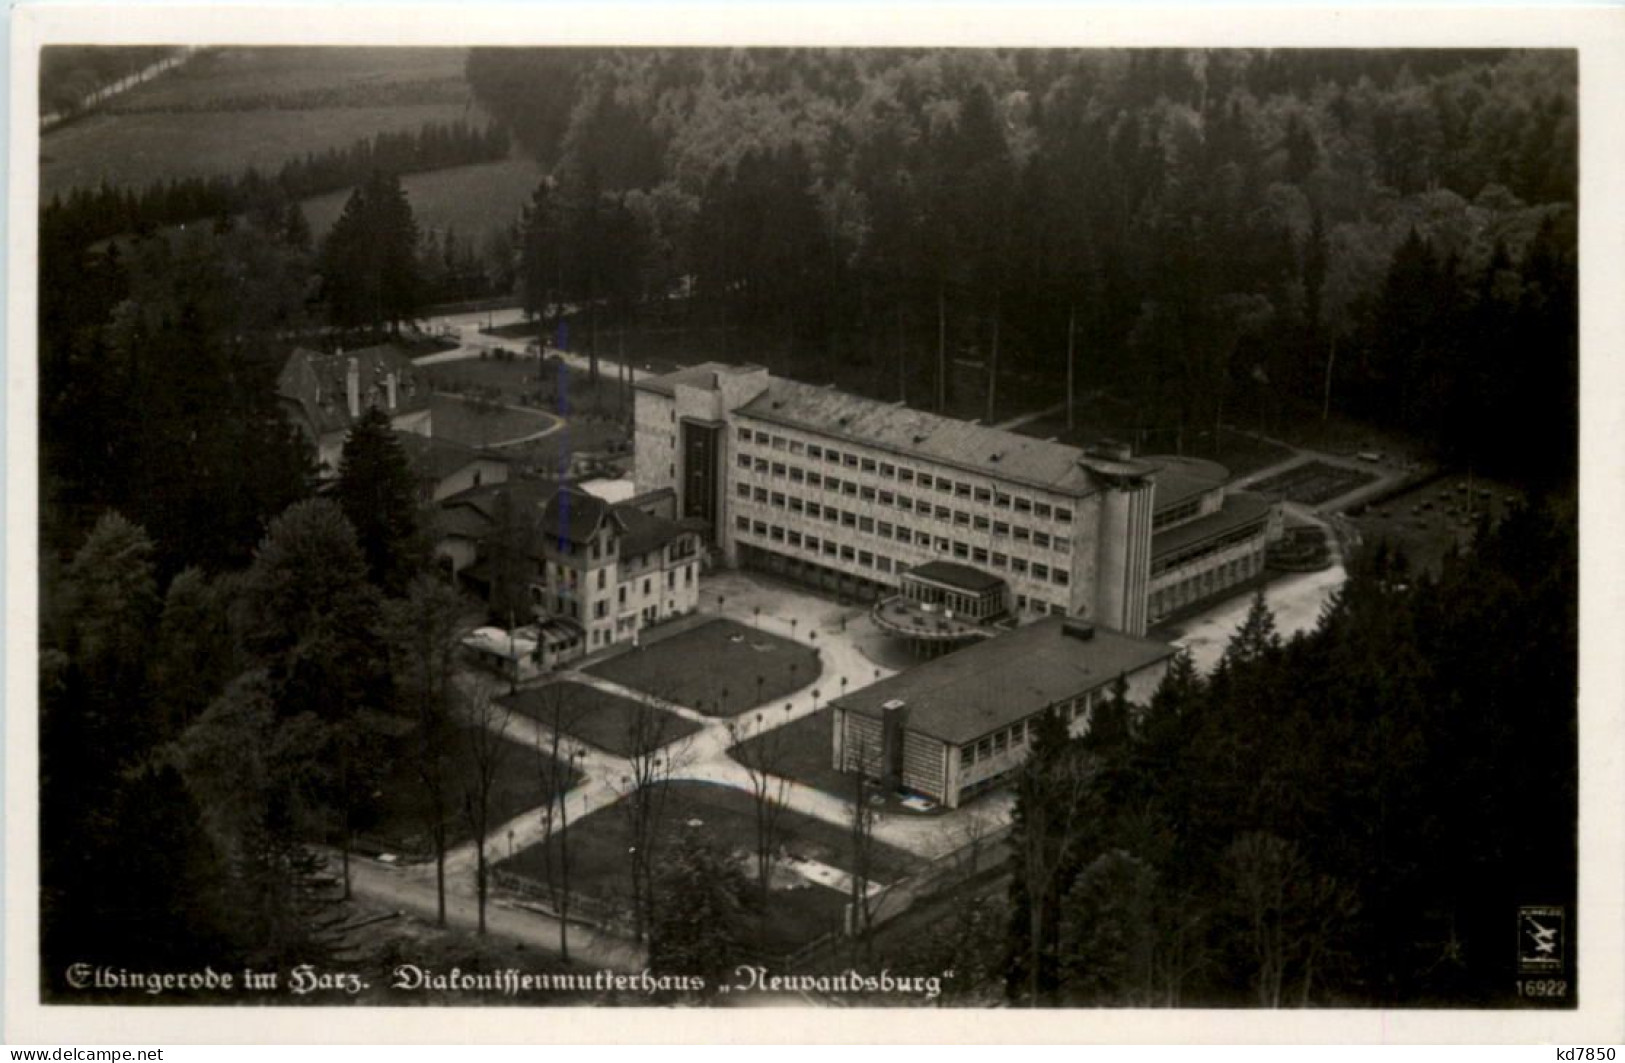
<box><xmin>533</xmin><ymin>485</ymin><xmax>706</xmax><ymax>656</ymax></box>
<box><xmin>1144</xmin><ymin>455</ymin><xmax>1281</xmax><ymax>625</ymax></box>
<box><xmin>829</xmin><ymin>616</ymin><xmax>1174</xmax><ymax>808</ymax></box>
<box><xmin>633</xmin><ymin>363</ymin><xmax>1158</xmax><ymax>634</ymax></box>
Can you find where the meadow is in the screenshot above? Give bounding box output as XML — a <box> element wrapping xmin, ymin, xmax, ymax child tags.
<box><xmin>300</xmin><ymin>156</ymin><xmax>543</xmax><ymax>240</ymax></box>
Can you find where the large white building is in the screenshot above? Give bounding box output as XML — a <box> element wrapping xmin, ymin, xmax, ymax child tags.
<box><xmin>633</xmin><ymin>363</ymin><xmax>1158</xmax><ymax>634</ymax></box>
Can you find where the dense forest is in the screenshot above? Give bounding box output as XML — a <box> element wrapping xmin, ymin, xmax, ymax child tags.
<box><xmin>473</xmin><ymin>47</ymin><xmax>1577</xmax><ymax>485</ymax></box>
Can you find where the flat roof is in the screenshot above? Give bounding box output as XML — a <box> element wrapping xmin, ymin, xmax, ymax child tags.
<box><xmin>905</xmin><ymin>560</ymin><xmax>1005</xmax><ymax>594</ymax></box>
<box><xmin>831</xmin><ymin>617</ymin><xmax>1175</xmax><ymax>746</ymax></box>
<box><xmin>1152</xmin><ymin>491</ymin><xmax>1274</xmax><ymax>558</ymax></box>
<box><xmin>1142</xmin><ymin>454</ymin><xmax>1230</xmax><ymax>512</ymax></box>
<box><xmin>638</xmin><ymin>362</ymin><xmax>1156</xmax><ymax>498</ymax></box>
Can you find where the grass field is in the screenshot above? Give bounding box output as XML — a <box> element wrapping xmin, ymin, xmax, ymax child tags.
<box><xmin>358</xmin><ymin>726</ymin><xmax>579</xmax><ymax>859</ymax></box>
<box><xmin>300</xmin><ymin>157</ymin><xmax>544</xmax><ymax>241</ymax></box>
<box><xmin>104</xmin><ymin>47</ymin><xmax>470</xmax><ymax>111</ymax></box>
<box><xmin>428</xmin><ymin>393</ymin><xmax>559</xmax><ymax>449</ymax></box>
<box><xmin>587</xmin><ymin>619</ymin><xmax>821</xmax><ymax>717</ymax></box>
<box><xmin>1250</xmin><ymin>460</ymin><xmax>1378</xmax><ymax>507</ymax></box>
<box><xmin>498</xmin><ymin>780</ymin><xmax>922</xmax><ymax>954</ymax></box>
<box><xmin>504</xmin><ymin>681</ymin><xmax>703</xmax><ymax>758</ymax></box>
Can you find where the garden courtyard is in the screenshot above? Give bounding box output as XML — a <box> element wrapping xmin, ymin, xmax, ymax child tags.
<box><xmin>584</xmin><ymin>617</ymin><xmax>821</xmax><ymax>717</ymax></box>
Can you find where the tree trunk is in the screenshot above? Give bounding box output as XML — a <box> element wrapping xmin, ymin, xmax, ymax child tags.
<box><xmin>985</xmin><ymin>294</ymin><xmax>1001</xmax><ymax>425</ymax></box>
<box><xmin>476</xmin><ymin>840</ymin><xmax>488</xmax><ymax>935</ymax></box>
<box><xmin>434</xmin><ymin>825</ymin><xmax>446</xmax><ymax>926</ymax></box>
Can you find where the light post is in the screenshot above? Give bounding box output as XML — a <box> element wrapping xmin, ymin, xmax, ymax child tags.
<box><xmin>813</xmin><ymin>688</ymin><xmax>821</xmax><ymax>713</ymax></box>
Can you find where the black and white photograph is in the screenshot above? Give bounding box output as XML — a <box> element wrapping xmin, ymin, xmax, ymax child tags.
<box><xmin>6</xmin><ymin>3</ymin><xmax>1623</xmax><ymax>1047</ymax></box>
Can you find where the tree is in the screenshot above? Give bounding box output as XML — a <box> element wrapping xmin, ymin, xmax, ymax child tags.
<box><xmin>846</xmin><ymin>732</ymin><xmax>879</xmax><ymax>961</ymax></box>
<box><xmin>318</xmin><ymin>170</ymin><xmax>423</xmax><ymax>335</ymax></box>
<box><xmin>727</xmin><ymin>704</ymin><xmax>794</xmax><ymax>943</ymax></box>
<box><xmin>613</xmin><ymin>698</ymin><xmax>693</xmax><ymax>941</ymax></box>
<box><xmin>381</xmin><ymin>574</ymin><xmax>471</xmax><ymax>925</ymax></box>
<box><xmin>1058</xmin><ymin>850</ymin><xmax>1159</xmax><ymax>1005</ymax></box>
<box><xmin>648</xmin><ymin>835</ymin><xmax>754</xmax><ymax>995</ymax></box>
<box><xmin>1222</xmin><ymin>831</ymin><xmax>1358</xmax><ymax>1007</ymax></box>
<box><xmin>151</xmin><ymin>565</ymin><xmax>243</xmax><ymax>743</ymax></box>
<box><xmin>461</xmin><ymin>681</ymin><xmax>516</xmax><ymax>935</ymax></box>
<box><xmin>528</xmin><ymin>682</ymin><xmax>588</xmax><ymax>960</ymax></box>
<box><xmin>336</xmin><ymin>406</ymin><xmax>428</xmax><ymax>597</ymax></box>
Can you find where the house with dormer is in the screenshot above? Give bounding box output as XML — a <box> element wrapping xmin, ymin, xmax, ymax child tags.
<box><xmin>277</xmin><ymin>344</ymin><xmax>433</xmax><ymax>476</ymax></box>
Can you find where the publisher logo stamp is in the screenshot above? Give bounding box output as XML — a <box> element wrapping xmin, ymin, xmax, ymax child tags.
<box><xmin>1517</xmin><ymin>905</ymin><xmax>1564</xmax><ymax>973</ymax></box>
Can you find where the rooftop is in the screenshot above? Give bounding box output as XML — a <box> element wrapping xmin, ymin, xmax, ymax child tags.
<box><xmin>277</xmin><ymin>344</ymin><xmax>429</xmax><ymax>438</ymax></box>
<box><xmin>1142</xmin><ymin>454</ymin><xmax>1230</xmax><ymax>512</ymax></box>
<box><xmin>394</xmin><ymin>431</ymin><xmax>508</xmax><ymax>483</ymax></box>
<box><xmin>1152</xmin><ymin>491</ymin><xmax>1275</xmax><ymax>558</ymax></box>
<box><xmin>638</xmin><ymin>363</ymin><xmax>1156</xmax><ymax>497</ymax></box>
<box><xmin>905</xmin><ymin>560</ymin><xmax>1006</xmax><ymax>594</ymax></box>
<box><xmin>831</xmin><ymin>617</ymin><xmax>1175</xmax><ymax>745</ymax></box>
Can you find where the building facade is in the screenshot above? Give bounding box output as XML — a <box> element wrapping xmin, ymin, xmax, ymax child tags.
<box><xmin>829</xmin><ymin>616</ymin><xmax>1174</xmax><ymax>808</ymax></box>
<box><xmin>1144</xmin><ymin>455</ymin><xmax>1281</xmax><ymax>625</ymax></box>
<box><xmin>634</xmin><ymin>363</ymin><xmax>1158</xmax><ymax>634</ymax></box>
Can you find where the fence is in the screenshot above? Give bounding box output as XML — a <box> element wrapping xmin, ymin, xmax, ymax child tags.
<box><xmin>845</xmin><ymin>824</ymin><xmax>1013</xmax><ymax>937</ymax></box>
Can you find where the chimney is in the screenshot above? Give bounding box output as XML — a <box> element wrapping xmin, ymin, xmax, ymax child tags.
<box><xmin>386</xmin><ymin>371</ymin><xmax>398</xmax><ymax>411</ymax></box>
<box><xmin>346</xmin><ymin>357</ymin><xmax>360</xmax><ymax>418</ymax></box>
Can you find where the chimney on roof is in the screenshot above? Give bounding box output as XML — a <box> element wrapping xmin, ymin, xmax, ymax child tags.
<box><xmin>386</xmin><ymin>371</ymin><xmax>398</xmax><ymax>411</ymax></box>
<box><xmin>346</xmin><ymin>358</ymin><xmax>361</xmax><ymax>418</ymax></box>
<box><xmin>1062</xmin><ymin>618</ymin><xmax>1097</xmax><ymax>641</ymax></box>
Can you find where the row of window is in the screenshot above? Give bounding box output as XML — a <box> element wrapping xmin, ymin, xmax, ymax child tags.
<box><xmin>735</xmin><ymin>432</ymin><xmax>1074</xmax><ymax>523</ymax></box>
<box><xmin>732</xmin><ymin>510</ymin><xmax>1071</xmax><ymax>586</ymax></box>
<box><xmin>1150</xmin><ymin>519</ymin><xmax>1268</xmax><ymax>577</ymax></box>
<box><xmin>958</xmin><ymin>691</ymin><xmax>1098</xmax><ymax>768</ymax></box>
<box><xmin>734</xmin><ymin>479</ymin><xmax>1071</xmax><ymax>555</ymax></box>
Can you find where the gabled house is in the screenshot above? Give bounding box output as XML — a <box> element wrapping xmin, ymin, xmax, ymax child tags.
<box><xmin>393</xmin><ymin>431</ymin><xmax>510</xmax><ymax>503</ymax></box>
<box><xmin>277</xmin><ymin>344</ymin><xmax>433</xmax><ymax>476</ymax></box>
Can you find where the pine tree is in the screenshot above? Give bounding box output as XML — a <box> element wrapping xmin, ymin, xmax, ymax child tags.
<box><xmin>335</xmin><ymin>407</ymin><xmax>427</xmax><ymax>597</ymax></box>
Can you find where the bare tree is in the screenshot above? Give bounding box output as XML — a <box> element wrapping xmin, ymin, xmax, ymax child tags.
<box><xmin>727</xmin><ymin>702</ymin><xmax>794</xmax><ymax>944</ymax></box>
<box><xmin>531</xmin><ymin>682</ymin><xmax>586</xmax><ymax>960</ymax></box>
<box><xmin>381</xmin><ymin>575</ymin><xmax>469</xmax><ymax>926</ymax></box>
<box><xmin>461</xmin><ymin>680</ymin><xmax>515</xmax><ymax>936</ymax></box>
<box><xmin>1014</xmin><ymin>746</ymin><xmax>1103</xmax><ymax>1006</ymax></box>
<box><xmin>613</xmin><ymin>695</ymin><xmax>695</xmax><ymax>941</ymax></box>
<box><xmin>1223</xmin><ymin>831</ymin><xmax>1358</xmax><ymax>1008</ymax></box>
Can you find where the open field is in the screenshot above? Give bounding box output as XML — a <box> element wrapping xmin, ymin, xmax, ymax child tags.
<box><xmin>42</xmin><ymin>104</ymin><xmax>479</xmax><ymax>200</ymax></box>
<box><xmin>428</xmin><ymin>393</ymin><xmax>559</xmax><ymax>449</ymax></box>
<box><xmin>421</xmin><ymin>356</ymin><xmax>627</xmax><ymax>416</ymax></box>
<box><xmin>301</xmin><ymin>157</ymin><xmax>543</xmax><ymax>241</ymax></box>
<box><xmin>102</xmin><ymin>46</ymin><xmax>470</xmax><ymax>111</ymax></box>
<box><xmin>586</xmin><ymin>618</ymin><xmax>820</xmax><ymax>717</ymax></box>
<box><xmin>1250</xmin><ymin>459</ymin><xmax>1379</xmax><ymax>507</ymax></box>
<box><xmin>358</xmin><ymin>726</ymin><xmax>579</xmax><ymax>859</ymax></box>
<box><xmin>499</xmin><ymin>780</ymin><xmax>922</xmax><ymax>953</ymax></box>
<box><xmin>504</xmin><ymin>681</ymin><xmax>703</xmax><ymax>758</ymax></box>
<box><xmin>1346</xmin><ymin>475</ymin><xmax>1524</xmax><ymax>576</ymax></box>
<box><xmin>730</xmin><ymin>707</ymin><xmax>947</xmax><ymax>818</ymax></box>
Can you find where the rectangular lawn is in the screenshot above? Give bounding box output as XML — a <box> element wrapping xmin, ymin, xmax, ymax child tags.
<box><xmin>731</xmin><ymin>708</ymin><xmax>948</xmax><ymax>817</ymax></box>
<box><xmin>358</xmin><ymin>725</ymin><xmax>579</xmax><ymax>859</ymax></box>
<box><xmin>504</xmin><ymin>681</ymin><xmax>702</xmax><ymax>758</ymax></box>
<box><xmin>586</xmin><ymin>618</ymin><xmax>820</xmax><ymax>716</ymax></box>
<box><xmin>498</xmin><ymin>779</ymin><xmax>920</xmax><ymax>954</ymax></box>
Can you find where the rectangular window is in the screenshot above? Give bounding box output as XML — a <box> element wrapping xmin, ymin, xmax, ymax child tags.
<box><xmin>790</xmin><ymin>440</ymin><xmax>804</xmax><ymax>455</ymax></box>
<box><xmin>898</xmin><ymin>496</ymin><xmax>914</xmax><ymax>513</ymax></box>
<box><xmin>861</xmin><ymin>458</ymin><xmax>877</xmax><ymax>473</ymax></box>
<box><xmin>772</xmin><ymin>436</ymin><xmax>786</xmax><ymax>451</ymax></box>
<box><xmin>859</xmin><ymin>517</ymin><xmax>875</xmax><ymax>533</ymax></box>
<box><xmin>738</xmin><ymin>454</ymin><xmax>751</xmax><ymax>469</ymax></box>
<box><xmin>1013</xmin><ymin>559</ymin><xmax>1029</xmax><ymax>575</ymax></box>
<box><xmin>752</xmin><ymin>521</ymin><xmax>767</xmax><ymax>537</ymax></box>
<box><xmin>918</xmin><ymin>473</ymin><xmax>933</xmax><ymax>489</ymax></box>
<box><xmin>841</xmin><ymin>511</ymin><xmax>857</xmax><ymax>528</ymax></box>
<box><xmin>1015</xmin><ymin>497</ymin><xmax>1033</xmax><ymax>514</ymax></box>
<box><xmin>878</xmin><ymin>521</ymin><xmax>893</xmax><ymax>538</ymax></box>
<box><xmin>1015</xmin><ymin>526</ymin><xmax>1031</xmax><ymax>543</ymax></box>
<box><xmin>826</xmin><ymin>449</ymin><xmax>841</xmax><ymax>465</ymax></box>
<box><xmin>841</xmin><ymin>545</ymin><xmax>856</xmax><ymax>561</ymax></box>
<box><xmin>899</xmin><ymin>468</ymin><xmax>916</xmax><ymax>484</ymax></box>
<box><xmin>737</xmin><ymin>483</ymin><xmax>751</xmax><ymax>499</ymax></box>
<box><xmin>976</xmin><ymin>737</ymin><xmax>993</xmax><ymax>759</ymax></box>
<box><xmin>823</xmin><ymin>540</ymin><xmax>837</xmax><ymax>557</ymax></box>
<box><xmin>843</xmin><ymin>481</ymin><xmax>858</xmax><ymax>497</ymax></box>
<box><xmin>789</xmin><ymin>498</ymin><xmax>804</xmax><ymax>514</ymax></box>
<box><xmin>1054</xmin><ymin>569</ymin><xmax>1069</xmax><ymax>585</ymax></box>
<box><xmin>960</xmin><ymin>746</ymin><xmax>974</xmax><ymax>768</ymax></box>
<box><xmin>1035</xmin><ymin>502</ymin><xmax>1052</xmax><ymax>519</ymax></box>
<box><xmin>992</xmin><ymin>551</ymin><xmax>1008</xmax><ymax>568</ymax></box>
<box><xmin>860</xmin><ymin>486</ymin><xmax>877</xmax><ymax>502</ymax></box>
<box><xmin>808</xmin><ymin>444</ymin><xmax>823</xmax><ymax>460</ymax></box>
<box><xmin>1033</xmin><ymin>563</ymin><xmax>1049</xmax><ymax>580</ymax></box>
<box><xmin>879</xmin><ymin>490</ymin><xmax>894</xmax><ymax>505</ymax></box>
<box><xmin>993</xmin><ymin>731</ymin><xmax>1007</xmax><ymax>755</ymax></box>
<box><xmin>790</xmin><ymin>467</ymin><xmax>805</xmax><ymax>483</ymax></box>
<box><xmin>736</xmin><ymin>515</ymin><xmax>750</xmax><ymax>531</ymax></box>
<box><xmin>771</xmin><ymin>492</ymin><xmax>786</xmax><ymax>508</ymax></box>
<box><xmin>754</xmin><ymin>487</ymin><xmax>768</xmax><ymax>503</ymax></box>
<box><xmin>788</xmin><ymin>530</ymin><xmax>802</xmax><ymax>547</ymax></box>
<box><xmin>935</xmin><ymin>536</ymin><xmax>950</xmax><ymax>553</ymax></box>
<box><xmin>952</xmin><ymin>541</ymin><xmax>969</xmax><ymax>559</ymax></box>
<box><xmin>1055</xmin><ymin>538</ymin><xmax>1071</xmax><ymax>555</ymax></box>
<box><xmin>808</xmin><ymin>472</ymin><xmax>823</xmax><ymax>488</ymax></box>
<box><xmin>859</xmin><ymin>550</ymin><xmax>873</xmax><ymax>567</ymax></box>
<box><xmin>974</xmin><ymin>487</ymin><xmax>992</xmax><ymax>503</ymax></box>
<box><xmin>1034</xmin><ymin>531</ymin><xmax>1051</xmax><ymax>549</ymax></box>
<box><xmin>954</xmin><ymin>510</ymin><xmax>970</xmax><ymax>527</ymax></box>
<box><xmin>769</xmin><ymin>526</ymin><xmax>785</xmax><ymax>543</ymax></box>
<box><xmin>826</xmin><ymin>476</ymin><xmax>841</xmax><ymax>494</ymax></box>
<box><xmin>754</xmin><ymin>458</ymin><xmax>769</xmax><ymax>473</ymax></box>
<box><xmin>974</xmin><ymin>515</ymin><xmax>990</xmax><ymax>531</ymax></box>
<box><xmin>937</xmin><ymin>478</ymin><xmax>954</xmax><ymax>494</ymax></box>
<box><xmin>935</xmin><ymin>505</ymin><xmax>951</xmax><ymax>521</ymax></box>
<box><xmin>825</xmin><ymin>507</ymin><xmax>839</xmax><ymax>524</ymax></box>
<box><xmin>844</xmin><ymin>453</ymin><xmax>859</xmax><ymax>468</ymax></box>
<box><xmin>994</xmin><ymin>521</ymin><xmax>1010</xmax><ymax>537</ymax></box>
<box><xmin>995</xmin><ymin>491</ymin><xmax>1012</xmax><ymax>509</ymax></box>
<box><xmin>880</xmin><ymin>462</ymin><xmax>896</xmax><ymax>478</ymax></box>
<box><xmin>644</xmin><ymin>577</ymin><xmax>654</xmax><ymax>594</ymax></box>
<box><xmin>772</xmin><ymin>462</ymin><xmax>786</xmax><ymax>477</ymax></box>
<box><xmin>1056</xmin><ymin>507</ymin><xmax>1073</xmax><ymax>524</ymax></box>
<box><xmin>972</xmin><ymin>547</ymin><xmax>989</xmax><ymax>564</ymax></box>
<box><xmin>805</xmin><ymin>534</ymin><xmax>819</xmax><ymax>551</ymax></box>
<box><xmin>955</xmin><ymin>481</ymin><xmax>972</xmax><ymax>498</ymax></box>
<box><xmin>895</xmin><ymin>528</ymin><xmax>913</xmax><ymax>545</ymax></box>
<box><xmin>877</xmin><ymin>556</ymin><xmax>893</xmax><ymax>573</ymax></box>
